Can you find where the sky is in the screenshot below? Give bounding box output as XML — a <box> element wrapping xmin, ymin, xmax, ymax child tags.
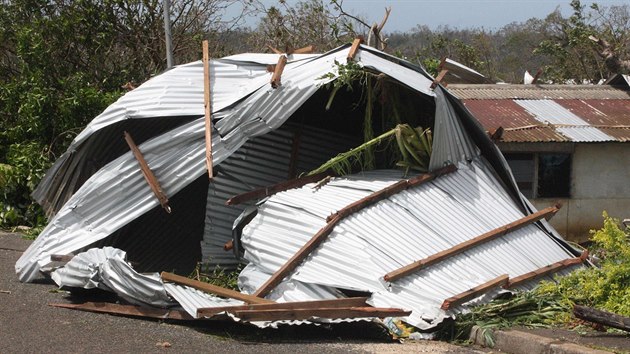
<box><xmin>240</xmin><ymin>0</ymin><xmax>629</xmax><ymax>32</ymax></box>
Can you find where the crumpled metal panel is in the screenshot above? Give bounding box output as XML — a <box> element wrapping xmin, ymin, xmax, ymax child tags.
<box><xmin>429</xmin><ymin>87</ymin><xmax>480</xmax><ymax>170</ymax></box>
<box><xmin>515</xmin><ymin>100</ymin><xmax>614</xmax><ymax>142</ymax></box>
<box><xmin>17</xmin><ymin>44</ymin><xmax>476</xmax><ymax>283</ymax></box>
<box><xmin>239</xmin><ymin>158</ymin><xmax>578</xmax><ymax>330</ymax></box>
<box><xmin>51</xmin><ymin>247</ymin><xmax>174</xmax><ymax>308</ymax></box>
<box><xmin>51</xmin><ymin>247</ymin><xmax>126</xmax><ymax>289</ymax></box>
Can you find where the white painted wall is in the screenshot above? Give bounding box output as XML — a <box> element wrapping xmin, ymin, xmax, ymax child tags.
<box><xmin>531</xmin><ymin>143</ymin><xmax>630</xmax><ymax>243</ymax></box>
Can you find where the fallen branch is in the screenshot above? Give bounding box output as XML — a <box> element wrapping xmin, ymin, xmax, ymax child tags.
<box><xmin>574</xmin><ymin>305</ymin><xmax>630</xmax><ymax>332</ymax></box>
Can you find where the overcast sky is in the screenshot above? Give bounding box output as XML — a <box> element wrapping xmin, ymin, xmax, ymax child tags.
<box><xmin>241</xmin><ymin>0</ymin><xmax>629</xmax><ymax>32</ymax></box>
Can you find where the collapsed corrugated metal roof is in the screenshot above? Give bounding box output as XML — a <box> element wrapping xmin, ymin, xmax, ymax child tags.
<box><xmin>17</xmin><ymin>43</ymin><xmax>585</xmax><ymax>331</ymax></box>
<box><xmin>447</xmin><ymin>84</ymin><xmax>630</xmax><ymax>143</ymax></box>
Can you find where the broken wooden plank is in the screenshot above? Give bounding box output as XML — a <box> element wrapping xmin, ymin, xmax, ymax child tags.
<box><xmin>49</xmin><ymin>302</ymin><xmax>194</xmax><ymax>320</ymax></box>
<box><xmin>441</xmin><ymin>274</ymin><xmax>509</xmax><ymax>311</ymax></box>
<box><xmin>347</xmin><ymin>37</ymin><xmax>364</xmax><ymax>61</ymax></box>
<box><xmin>430</xmin><ymin>69</ymin><xmax>449</xmax><ymax>89</ymax></box>
<box><xmin>253</xmin><ymin>217</ymin><xmax>340</xmax><ymax>297</ymax></box>
<box><xmin>504</xmin><ymin>251</ymin><xmax>588</xmax><ymax>289</ymax></box>
<box><xmin>202</xmin><ymin>40</ymin><xmax>214</xmax><ymax>179</ymax></box>
<box><xmin>234</xmin><ymin>306</ymin><xmax>411</xmax><ymax>322</ymax></box>
<box><xmin>267</xmin><ymin>45</ymin><xmax>283</xmax><ymax>55</ymax></box>
<box><xmin>160</xmin><ymin>272</ymin><xmax>274</xmax><ymax>304</ymax></box>
<box><xmin>384</xmin><ymin>204</ymin><xmax>562</xmax><ymax>282</ymax></box>
<box><xmin>253</xmin><ymin>165</ymin><xmax>457</xmax><ymax>298</ymax></box>
<box><xmin>291</xmin><ymin>45</ymin><xmax>314</xmax><ymax>54</ymax></box>
<box><xmin>574</xmin><ymin>305</ymin><xmax>630</xmax><ymax>332</ymax></box>
<box><xmin>326</xmin><ymin>164</ymin><xmax>457</xmax><ymax>222</ymax></box>
<box><xmin>197</xmin><ymin>297</ymin><xmax>369</xmax><ymax>317</ymax></box>
<box><xmin>270</xmin><ymin>55</ymin><xmax>287</xmax><ymax>88</ymax></box>
<box><xmin>225</xmin><ymin>170</ymin><xmax>334</xmax><ymax>206</ymax></box>
<box><xmin>124</xmin><ymin>131</ymin><xmax>171</xmax><ymax>213</ymax></box>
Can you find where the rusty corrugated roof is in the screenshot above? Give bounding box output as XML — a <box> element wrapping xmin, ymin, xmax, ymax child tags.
<box><xmin>449</xmin><ymin>84</ymin><xmax>630</xmax><ymax>143</ymax></box>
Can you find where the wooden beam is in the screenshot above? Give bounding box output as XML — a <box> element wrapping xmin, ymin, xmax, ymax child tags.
<box><xmin>326</xmin><ymin>164</ymin><xmax>457</xmax><ymax>222</ymax></box>
<box><xmin>270</xmin><ymin>55</ymin><xmax>287</xmax><ymax>89</ymax></box>
<box><xmin>49</xmin><ymin>302</ymin><xmax>195</xmax><ymax>320</ymax></box>
<box><xmin>441</xmin><ymin>274</ymin><xmax>509</xmax><ymax>310</ymax></box>
<box><xmin>124</xmin><ymin>131</ymin><xmax>171</xmax><ymax>213</ymax></box>
<box><xmin>234</xmin><ymin>306</ymin><xmax>411</xmax><ymax>322</ymax></box>
<box><xmin>197</xmin><ymin>297</ymin><xmax>369</xmax><ymax>317</ymax></box>
<box><xmin>267</xmin><ymin>45</ymin><xmax>283</xmax><ymax>55</ymax></box>
<box><xmin>253</xmin><ymin>165</ymin><xmax>457</xmax><ymax>298</ymax></box>
<box><xmin>430</xmin><ymin>69</ymin><xmax>449</xmax><ymax>89</ymax></box>
<box><xmin>160</xmin><ymin>272</ymin><xmax>274</xmax><ymax>304</ymax></box>
<box><xmin>574</xmin><ymin>305</ymin><xmax>630</xmax><ymax>332</ymax></box>
<box><xmin>225</xmin><ymin>170</ymin><xmax>334</xmax><ymax>206</ymax></box>
<box><xmin>505</xmin><ymin>250</ymin><xmax>588</xmax><ymax>289</ymax></box>
<box><xmin>347</xmin><ymin>37</ymin><xmax>364</xmax><ymax>61</ymax></box>
<box><xmin>253</xmin><ymin>218</ymin><xmax>340</xmax><ymax>298</ymax></box>
<box><xmin>202</xmin><ymin>40</ymin><xmax>214</xmax><ymax>179</ymax></box>
<box><xmin>292</xmin><ymin>45</ymin><xmax>314</xmax><ymax>54</ymax></box>
<box><xmin>384</xmin><ymin>204</ymin><xmax>561</xmax><ymax>282</ymax></box>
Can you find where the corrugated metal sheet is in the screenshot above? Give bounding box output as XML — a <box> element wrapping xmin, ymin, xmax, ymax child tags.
<box><xmin>51</xmin><ymin>247</ymin><xmax>174</xmax><ymax>307</ymax></box>
<box><xmin>163</xmin><ymin>283</ymin><xmax>243</xmax><ymax>318</ymax></box>
<box><xmin>448</xmin><ymin>84</ymin><xmax>630</xmax><ymax>100</ymax></box>
<box><xmin>202</xmin><ymin>123</ymin><xmax>361</xmax><ymax>267</ymax></box>
<box><xmin>18</xmin><ymin>44</ymin><xmax>441</xmax><ymax>282</ymax></box>
<box><xmin>461</xmin><ymin>98</ymin><xmax>630</xmax><ymax>143</ymax></box>
<box><xmin>429</xmin><ymin>87</ymin><xmax>480</xmax><ymax>169</ymax></box>
<box><xmin>556</xmin><ymin>99</ymin><xmax>630</xmax><ymax>142</ymax></box>
<box><xmin>240</xmin><ymin>157</ymin><xmax>579</xmax><ymax>330</ymax></box>
<box><xmin>462</xmin><ymin>100</ymin><xmax>569</xmax><ymax>142</ymax></box>
<box><xmin>515</xmin><ymin>100</ymin><xmax>614</xmax><ymax>142</ymax></box>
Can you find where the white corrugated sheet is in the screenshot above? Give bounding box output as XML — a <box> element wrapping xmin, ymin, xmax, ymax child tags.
<box><xmin>51</xmin><ymin>247</ymin><xmax>174</xmax><ymax>307</ymax></box>
<box><xmin>515</xmin><ymin>99</ymin><xmax>615</xmax><ymax>142</ymax></box>
<box><xmin>239</xmin><ymin>157</ymin><xmax>579</xmax><ymax>330</ymax></box>
<box><xmin>18</xmin><ymin>44</ymin><xmax>439</xmax><ymax>282</ymax></box>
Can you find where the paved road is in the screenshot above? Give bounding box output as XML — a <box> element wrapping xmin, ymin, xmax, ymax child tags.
<box><xmin>0</xmin><ymin>232</ymin><xmax>477</xmax><ymax>353</ymax></box>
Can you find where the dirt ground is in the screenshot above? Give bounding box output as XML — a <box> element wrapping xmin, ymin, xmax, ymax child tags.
<box><xmin>0</xmin><ymin>231</ymin><xmax>479</xmax><ymax>353</ymax></box>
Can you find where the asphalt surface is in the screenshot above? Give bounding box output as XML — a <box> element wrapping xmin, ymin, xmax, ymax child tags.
<box><xmin>0</xmin><ymin>231</ymin><xmax>477</xmax><ymax>353</ymax></box>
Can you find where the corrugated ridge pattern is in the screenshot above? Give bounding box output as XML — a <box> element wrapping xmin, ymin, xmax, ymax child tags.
<box><xmin>240</xmin><ymin>158</ymin><xmax>577</xmax><ymax>330</ymax></box>
<box><xmin>202</xmin><ymin>123</ymin><xmax>362</xmax><ymax>267</ymax></box>
<box><xmin>515</xmin><ymin>100</ymin><xmax>614</xmax><ymax>142</ymax></box>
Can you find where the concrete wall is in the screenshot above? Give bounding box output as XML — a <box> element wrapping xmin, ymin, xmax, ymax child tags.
<box><xmin>530</xmin><ymin>143</ymin><xmax>630</xmax><ymax>243</ymax></box>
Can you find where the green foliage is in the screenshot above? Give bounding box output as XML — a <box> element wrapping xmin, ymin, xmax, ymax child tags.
<box><xmin>309</xmin><ymin>124</ymin><xmax>432</xmax><ymax>176</ymax></box>
<box><xmin>0</xmin><ymin>0</ymin><xmax>247</xmax><ymax>229</ymax></box>
<box><xmin>191</xmin><ymin>262</ymin><xmax>243</xmax><ymax>291</ymax></box>
<box><xmin>444</xmin><ymin>212</ymin><xmax>630</xmax><ymax>343</ymax></box>
<box><xmin>0</xmin><ymin>142</ymin><xmax>49</xmax><ymax>227</ymax></box>
<box><xmin>536</xmin><ymin>212</ymin><xmax>630</xmax><ymax>316</ymax></box>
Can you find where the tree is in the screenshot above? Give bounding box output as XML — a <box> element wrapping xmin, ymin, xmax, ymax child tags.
<box><xmin>535</xmin><ymin>0</ymin><xmax>630</xmax><ymax>83</ymax></box>
<box><xmin>0</xmin><ymin>0</ymin><xmax>249</xmax><ymax>227</ymax></box>
<box><xmin>248</xmin><ymin>0</ymin><xmax>358</xmax><ymax>52</ymax></box>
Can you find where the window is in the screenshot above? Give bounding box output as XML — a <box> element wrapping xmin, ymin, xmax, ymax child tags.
<box><xmin>504</xmin><ymin>152</ymin><xmax>571</xmax><ymax>199</ymax></box>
